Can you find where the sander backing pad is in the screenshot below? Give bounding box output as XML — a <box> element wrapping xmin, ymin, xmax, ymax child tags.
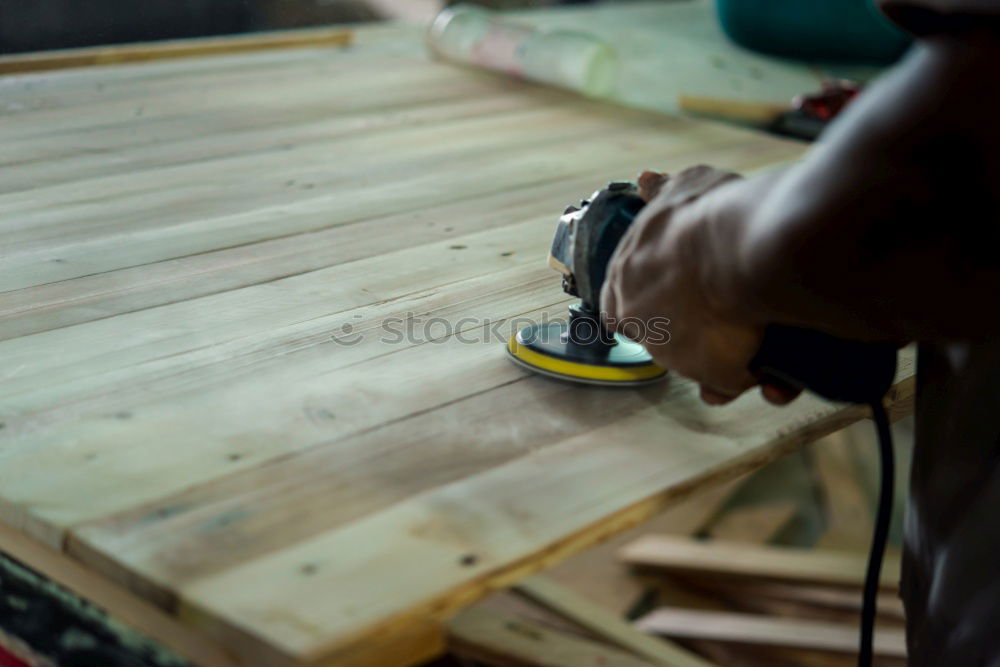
<box><xmin>507</xmin><ymin>321</ymin><xmax>665</xmax><ymax>387</ymax></box>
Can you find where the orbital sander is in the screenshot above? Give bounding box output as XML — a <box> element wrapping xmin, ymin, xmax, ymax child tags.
<box><xmin>506</xmin><ymin>181</ymin><xmax>664</xmax><ymax>387</ymax></box>
<box><xmin>506</xmin><ymin>180</ymin><xmax>899</xmax><ymax>403</ymax></box>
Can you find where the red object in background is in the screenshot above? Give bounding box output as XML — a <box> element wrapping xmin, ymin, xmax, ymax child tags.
<box><xmin>793</xmin><ymin>79</ymin><xmax>862</xmax><ymax>121</ymax></box>
<box><xmin>0</xmin><ymin>643</ymin><xmax>30</xmax><ymax>667</ymax></box>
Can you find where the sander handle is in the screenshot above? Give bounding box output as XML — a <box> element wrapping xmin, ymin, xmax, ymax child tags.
<box><xmin>749</xmin><ymin>324</ymin><xmax>898</xmax><ymax>404</ymax></box>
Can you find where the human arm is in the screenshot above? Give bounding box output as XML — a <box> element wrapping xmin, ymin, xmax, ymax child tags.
<box><xmin>602</xmin><ymin>25</ymin><xmax>1000</xmax><ymax>403</ymax></box>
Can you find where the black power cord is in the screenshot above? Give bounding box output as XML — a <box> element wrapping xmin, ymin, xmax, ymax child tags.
<box><xmin>746</xmin><ymin>323</ymin><xmax>898</xmax><ymax>667</ymax></box>
<box><xmin>859</xmin><ymin>401</ymin><xmax>895</xmax><ymax>667</ymax></box>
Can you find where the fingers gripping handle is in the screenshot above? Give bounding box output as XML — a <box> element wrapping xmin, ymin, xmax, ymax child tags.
<box><xmin>749</xmin><ymin>324</ymin><xmax>898</xmax><ymax>404</ymax></box>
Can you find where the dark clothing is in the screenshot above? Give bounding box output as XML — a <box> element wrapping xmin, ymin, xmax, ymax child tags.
<box><xmin>907</xmin><ymin>344</ymin><xmax>1000</xmax><ymax>665</ymax></box>
<box><xmin>878</xmin><ymin>2</ymin><xmax>1000</xmax><ymax>664</ymax></box>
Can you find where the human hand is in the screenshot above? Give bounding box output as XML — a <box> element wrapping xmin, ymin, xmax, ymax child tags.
<box><xmin>602</xmin><ymin>167</ymin><xmax>800</xmax><ymax>405</ymax></box>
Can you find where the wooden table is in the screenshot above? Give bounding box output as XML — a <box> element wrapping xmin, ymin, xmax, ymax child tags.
<box><xmin>0</xmin><ymin>21</ymin><xmax>915</xmax><ymax>667</ymax></box>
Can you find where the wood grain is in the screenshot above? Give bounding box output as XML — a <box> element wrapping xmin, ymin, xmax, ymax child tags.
<box><xmin>0</xmin><ymin>22</ymin><xmax>915</xmax><ymax>667</ymax></box>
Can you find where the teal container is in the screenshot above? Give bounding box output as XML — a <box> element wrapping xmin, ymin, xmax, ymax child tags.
<box><xmin>716</xmin><ymin>0</ymin><xmax>911</xmax><ymax>64</ymax></box>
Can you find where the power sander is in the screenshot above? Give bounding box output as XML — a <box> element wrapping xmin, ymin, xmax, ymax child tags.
<box><xmin>506</xmin><ymin>180</ymin><xmax>900</xmax><ymax>667</ymax></box>
<box><xmin>506</xmin><ymin>181</ymin><xmax>664</xmax><ymax>386</ymax></box>
<box><xmin>506</xmin><ymin>181</ymin><xmax>897</xmax><ymax>401</ymax></box>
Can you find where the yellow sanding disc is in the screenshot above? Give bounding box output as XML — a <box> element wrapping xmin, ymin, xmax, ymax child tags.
<box><xmin>506</xmin><ymin>323</ymin><xmax>665</xmax><ymax>387</ymax></box>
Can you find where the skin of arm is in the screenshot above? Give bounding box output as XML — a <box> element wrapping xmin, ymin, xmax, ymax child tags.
<box><xmin>601</xmin><ymin>25</ymin><xmax>1000</xmax><ymax>404</ymax></box>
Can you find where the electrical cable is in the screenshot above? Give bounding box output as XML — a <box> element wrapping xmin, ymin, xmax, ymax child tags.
<box><xmin>858</xmin><ymin>401</ymin><xmax>895</xmax><ymax>667</ymax></box>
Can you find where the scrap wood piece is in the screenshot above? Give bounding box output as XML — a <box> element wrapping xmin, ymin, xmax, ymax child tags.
<box><xmin>694</xmin><ymin>588</ymin><xmax>899</xmax><ymax>629</ymax></box>
<box><xmin>0</xmin><ymin>26</ymin><xmax>354</xmax><ymax>75</ymax></box>
<box><xmin>677</xmin><ymin>95</ymin><xmax>787</xmax><ymax>127</ymax></box>
<box><xmin>810</xmin><ymin>428</ymin><xmax>876</xmax><ymax>551</ymax></box>
<box><xmin>635</xmin><ymin>608</ymin><xmax>906</xmax><ymax>658</ymax></box>
<box><xmin>448</xmin><ymin>607</ymin><xmax>655</xmax><ymax>667</ymax></box>
<box><xmin>702</xmin><ymin>580</ymin><xmax>905</xmax><ymax>622</ymax></box>
<box><xmin>619</xmin><ymin>535</ymin><xmax>900</xmax><ymax>590</ymax></box>
<box><xmin>514</xmin><ymin>575</ymin><xmax>717</xmax><ymax>667</ymax></box>
<box><xmin>544</xmin><ymin>474</ymin><xmax>751</xmax><ymax>615</ymax></box>
<box><xmin>705</xmin><ymin>501</ymin><xmax>798</xmax><ymax>543</ymax></box>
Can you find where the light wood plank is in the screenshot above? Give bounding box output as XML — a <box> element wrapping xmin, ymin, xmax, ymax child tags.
<box><xmin>634</xmin><ymin>607</ymin><xmax>906</xmax><ymax>658</ymax></box>
<box><xmin>812</xmin><ymin>429</ymin><xmax>875</xmax><ymax>551</ymax></box>
<box><xmin>695</xmin><ymin>580</ymin><xmax>906</xmax><ymax>622</ymax></box>
<box><xmin>619</xmin><ymin>535</ymin><xmax>901</xmax><ymax>590</ymax></box>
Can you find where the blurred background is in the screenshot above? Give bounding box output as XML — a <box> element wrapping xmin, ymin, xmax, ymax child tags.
<box><xmin>0</xmin><ymin>0</ymin><xmax>599</xmax><ymax>54</ymax></box>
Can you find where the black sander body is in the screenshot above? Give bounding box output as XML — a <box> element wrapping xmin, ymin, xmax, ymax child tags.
<box><xmin>506</xmin><ymin>182</ymin><xmax>665</xmax><ymax>386</ymax></box>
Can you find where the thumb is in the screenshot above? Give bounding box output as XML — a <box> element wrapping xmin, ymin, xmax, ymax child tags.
<box><xmin>637</xmin><ymin>170</ymin><xmax>669</xmax><ymax>202</ymax></box>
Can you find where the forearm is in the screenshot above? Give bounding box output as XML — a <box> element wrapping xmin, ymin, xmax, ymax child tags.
<box><xmin>695</xmin><ymin>33</ymin><xmax>1000</xmax><ymax>343</ymax></box>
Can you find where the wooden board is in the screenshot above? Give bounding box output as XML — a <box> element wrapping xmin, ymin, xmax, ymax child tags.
<box><xmin>696</xmin><ymin>579</ymin><xmax>906</xmax><ymax>623</ymax></box>
<box><xmin>0</xmin><ymin>21</ymin><xmax>915</xmax><ymax>667</ymax></box>
<box><xmin>635</xmin><ymin>607</ymin><xmax>907</xmax><ymax>658</ymax></box>
<box><xmin>619</xmin><ymin>536</ymin><xmax>901</xmax><ymax>590</ymax></box>
<box><xmin>811</xmin><ymin>428</ymin><xmax>876</xmax><ymax>551</ymax></box>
